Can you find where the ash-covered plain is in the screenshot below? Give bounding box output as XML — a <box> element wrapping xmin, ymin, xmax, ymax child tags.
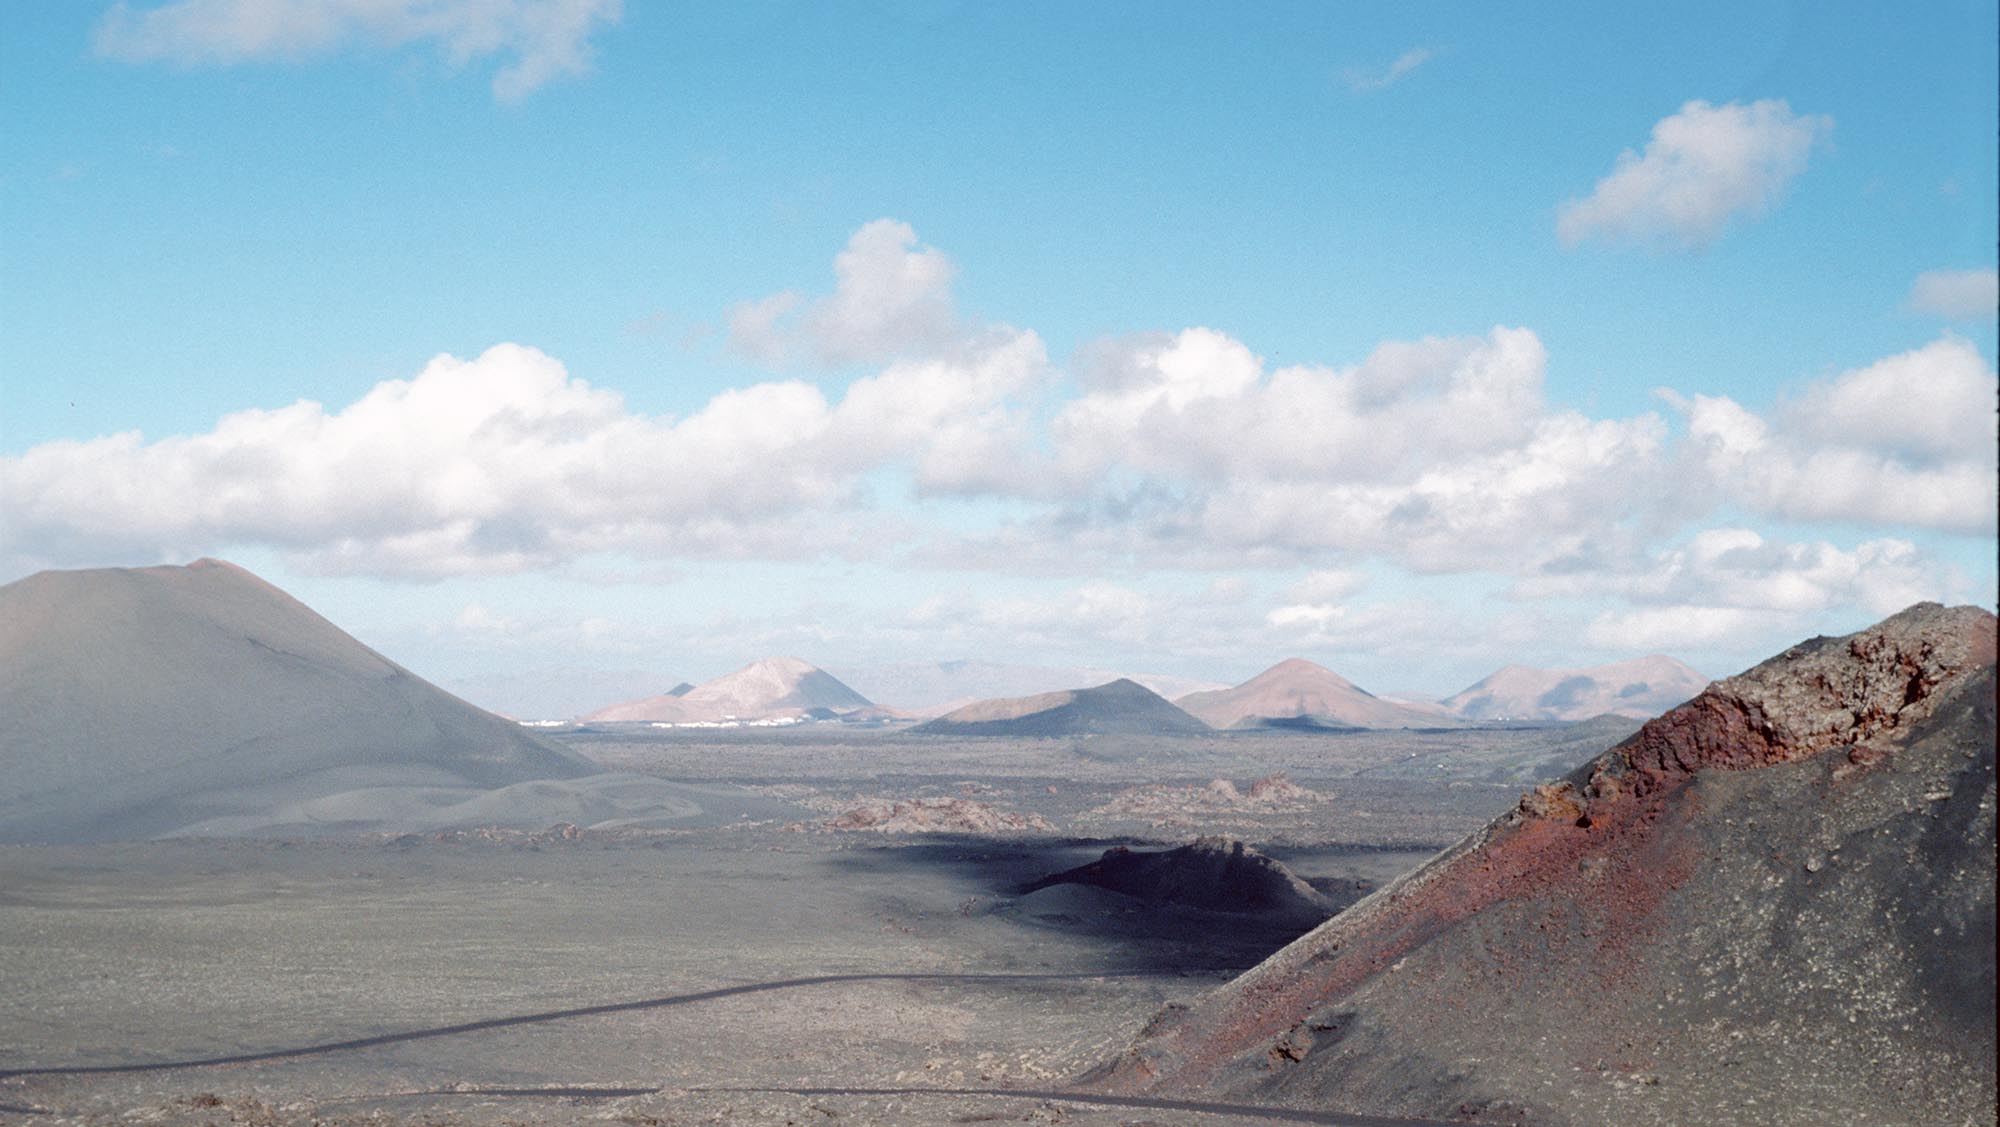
<box><xmin>2</xmin><ymin>719</ymin><xmax>1576</xmax><ymax>1127</ymax></box>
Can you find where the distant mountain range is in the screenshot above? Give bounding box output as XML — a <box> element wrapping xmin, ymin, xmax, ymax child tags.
<box><xmin>911</xmin><ymin>678</ymin><xmax>1210</xmax><ymax>737</ymax></box>
<box><xmin>583</xmin><ymin>657</ymin><xmax>889</xmax><ymax>725</ymax></box>
<box><xmin>895</xmin><ymin>654</ymin><xmax>1714</xmax><ymax>736</ymax></box>
<box><xmin>1439</xmin><ymin>654</ymin><xmax>1710</xmax><ymax>721</ymax></box>
<box><xmin>463</xmin><ymin>652</ymin><xmax>1708</xmax><ymax>728</ymax></box>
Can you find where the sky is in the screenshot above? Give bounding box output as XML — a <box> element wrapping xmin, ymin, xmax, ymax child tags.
<box><xmin>2</xmin><ymin>0</ymin><xmax>1995</xmax><ymax>713</ymax></box>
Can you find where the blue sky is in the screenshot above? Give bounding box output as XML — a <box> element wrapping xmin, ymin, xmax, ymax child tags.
<box><xmin>2</xmin><ymin>1</ymin><xmax>1995</xmax><ymax>711</ymax></box>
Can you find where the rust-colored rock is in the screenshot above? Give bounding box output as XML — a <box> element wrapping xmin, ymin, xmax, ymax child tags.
<box><xmin>1084</xmin><ymin>603</ymin><xmax>1998</xmax><ymax>1127</ymax></box>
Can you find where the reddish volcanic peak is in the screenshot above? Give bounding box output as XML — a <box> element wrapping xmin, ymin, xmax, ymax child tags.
<box><xmin>1087</xmin><ymin>603</ymin><xmax>1998</xmax><ymax>1126</ymax></box>
<box><xmin>1176</xmin><ymin>657</ymin><xmax>1450</xmax><ymax>730</ymax></box>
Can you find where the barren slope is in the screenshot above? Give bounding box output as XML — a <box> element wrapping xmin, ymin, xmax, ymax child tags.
<box><xmin>1090</xmin><ymin>603</ymin><xmax>1997</xmax><ymax>1127</ymax></box>
<box><xmin>1179</xmin><ymin>659</ymin><xmax>1460</xmax><ymax>730</ymax></box>
<box><xmin>0</xmin><ymin>559</ymin><xmax>590</xmax><ymax>842</ymax></box>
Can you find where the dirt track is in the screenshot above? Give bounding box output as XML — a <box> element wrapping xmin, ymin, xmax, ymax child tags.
<box><xmin>383</xmin><ymin>1084</ymin><xmax>1455</xmax><ymax>1125</ymax></box>
<box><xmin>0</xmin><ymin>969</ymin><xmax>1231</xmax><ymax>1080</ymax></box>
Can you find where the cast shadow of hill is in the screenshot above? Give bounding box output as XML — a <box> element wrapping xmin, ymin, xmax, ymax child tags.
<box><xmin>820</xmin><ymin>834</ymin><xmax>1328</xmax><ymax>972</ymax></box>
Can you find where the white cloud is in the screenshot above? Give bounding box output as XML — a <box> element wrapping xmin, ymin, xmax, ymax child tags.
<box><xmin>729</xmin><ymin>219</ymin><xmax>964</xmax><ymax>367</ymax></box>
<box><xmin>1039</xmin><ymin>324</ymin><xmax>1672</xmax><ymax>572</ymax></box>
<box><xmin>1286</xmin><ymin>568</ymin><xmax>1369</xmax><ymax>604</ymax></box>
<box><xmin>1574</xmin><ymin>530</ymin><xmax>1952</xmax><ymax>656</ymax></box>
<box><xmin>1341</xmin><ymin>47</ymin><xmax>1434</xmax><ymax>93</ymax></box>
<box><xmin>1558</xmin><ymin>99</ymin><xmax>1831</xmax><ymax>248</ymax></box>
<box><xmin>4</xmin><ymin>212</ymin><xmax>1987</xmax><ymax>674</ymax></box>
<box><xmin>1527</xmin><ymin>528</ymin><xmax>1952</xmax><ymax>617</ymax></box>
<box><xmin>1905</xmin><ymin>268</ymin><xmax>1999</xmax><ymax>321</ymax></box>
<box><xmin>0</xmin><ymin>333</ymin><xmax>1037</xmax><ymax>578</ymax></box>
<box><xmin>93</xmin><ymin>0</ymin><xmax>621</xmax><ymax>101</ymax></box>
<box><xmin>1267</xmin><ymin>602</ymin><xmax>1345</xmax><ymax>629</ymax></box>
<box><xmin>1582</xmin><ymin>605</ymin><xmax>1765</xmax><ymax>652</ymax></box>
<box><xmin>1673</xmin><ymin>336</ymin><xmax>1997</xmax><ymax>533</ymax></box>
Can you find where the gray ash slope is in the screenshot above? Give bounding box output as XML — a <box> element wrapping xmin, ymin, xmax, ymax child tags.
<box><xmin>912</xmin><ymin>678</ymin><xmax>1210</xmax><ymax>737</ymax></box>
<box><xmin>1088</xmin><ymin>603</ymin><xmax>1997</xmax><ymax>1127</ymax></box>
<box><xmin>0</xmin><ymin>559</ymin><xmax>591</xmax><ymax>842</ymax></box>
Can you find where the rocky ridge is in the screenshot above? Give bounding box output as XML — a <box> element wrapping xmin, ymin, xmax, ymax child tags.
<box><xmin>1086</xmin><ymin>603</ymin><xmax>1997</xmax><ymax>1127</ymax></box>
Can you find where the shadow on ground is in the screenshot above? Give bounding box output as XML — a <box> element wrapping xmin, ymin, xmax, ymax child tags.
<box><xmin>819</xmin><ymin>835</ymin><xmax>1347</xmax><ymax>969</ymax></box>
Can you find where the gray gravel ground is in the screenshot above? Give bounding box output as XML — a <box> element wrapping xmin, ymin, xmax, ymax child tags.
<box><xmin>0</xmin><ymin>729</ymin><xmax>1586</xmax><ymax>1126</ymax></box>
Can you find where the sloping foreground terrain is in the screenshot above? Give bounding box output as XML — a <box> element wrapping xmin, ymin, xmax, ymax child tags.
<box><xmin>913</xmin><ymin>678</ymin><xmax>1211</xmax><ymax>737</ymax></box>
<box><xmin>0</xmin><ymin>559</ymin><xmax>591</xmax><ymax>842</ymax></box>
<box><xmin>1178</xmin><ymin>659</ymin><xmax>1460</xmax><ymax>730</ymax></box>
<box><xmin>1087</xmin><ymin>603</ymin><xmax>1996</xmax><ymax>1126</ymax></box>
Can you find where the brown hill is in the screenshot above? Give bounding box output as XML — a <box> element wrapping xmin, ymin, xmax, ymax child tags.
<box><xmin>912</xmin><ymin>678</ymin><xmax>1211</xmax><ymax>737</ymax></box>
<box><xmin>1087</xmin><ymin>603</ymin><xmax>1997</xmax><ymax>1126</ymax></box>
<box><xmin>1441</xmin><ymin>654</ymin><xmax>1710</xmax><ymax>721</ymax></box>
<box><xmin>0</xmin><ymin>559</ymin><xmax>590</xmax><ymax>843</ymax></box>
<box><xmin>584</xmin><ymin>656</ymin><xmax>876</xmax><ymax>723</ymax></box>
<box><xmin>1177</xmin><ymin>658</ymin><xmax>1460</xmax><ymax>730</ymax></box>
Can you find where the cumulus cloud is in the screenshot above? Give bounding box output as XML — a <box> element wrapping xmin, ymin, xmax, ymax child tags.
<box><xmin>1528</xmin><ymin>527</ymin><xmax>1951</xmax><ymax>615</ymax></box>
<box><xmin>1905</xmin><ymin>268</ymin><xmax>1999</xmax><ymax>321</ymax></box>
<box><xmin>1575</xmin><ymin>531</ymin><xmax>1951</xmax><ymax>655</ymax></box>
<box><xmin>4</xmin><ymin>212</ymin><xmax>1984</xmax><ymax>673</ymax></box>
<box><xmin>1558</xmin><ymin>99</ymin><xmax>1831</xmax><ymax>248</ymax></box>
<box><xmin>1669</xmin><ymin>335</ymin><xmax>1997</xmax><ymax>533</ymax></box>
<box><xmin>1341</xmin><ymin>47</ymin><xmax>1434</xmax><ymax>92</ymax></box>
<box><xmin>93</xmin><ymin>0</ymin><xmax>621</xmax><ymax>101</ymax></box>
<box><xmin>0</xmin><ymin>334</ymin><xmax>1039</xmax><ymax>578</ymax></box>
<box><xmin>1568</xmin><ymin>532</ymin><xmax>1949</xmax><ymax>655</ymax></box>
<box><xmin>729</xmin><ymin>219</ymin><xmax>964</xmax><ymax>367</ymax></box>
<box><xmin>1286</xmin><ymin>568</ymin><xmax>1369</xmax><ymax>604</ymax></box>
<box><xmin>1038</xmin><ymin>324</ymin><xmax>1671</xmax><ymax>572</ymax></box>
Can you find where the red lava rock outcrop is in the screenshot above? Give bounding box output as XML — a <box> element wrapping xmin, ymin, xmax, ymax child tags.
<box><xmin>1084</xmin><ymin>603</ymin><xmax>1997</xmax><ymax>1127</ymax></box>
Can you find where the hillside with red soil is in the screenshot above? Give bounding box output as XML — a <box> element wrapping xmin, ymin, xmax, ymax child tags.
<box><xmin>1085</xmin><ymin>603</ymin><xmax>1997</xmax><ymax>1127</ymax></box>
<box><xmin>1177</xmin><ymin>659</ymin><xmax>1457</xmax><ymax>730</ymax></box>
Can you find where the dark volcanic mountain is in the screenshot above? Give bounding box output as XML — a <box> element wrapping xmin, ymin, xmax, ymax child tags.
<box><xmin>1087</xmin><ymin>603</ymin><xmax>1996</xmax><ymax>1127</ymax></box>
<box><xmin>1023</xmin><ymin>838</ymin><xmax>1339</xmax><ymax>928</ymax></box>
<box><xmin>0</xmin><ymin>559</ymin><xmax>591</xmax><ymax>842</ymax></box>
<box><xmin>1177</xmin><ymin>658</ymin><xmax>1459</xmax><ymax>730</ymax></box>
<box><xmin>912</xmin><ymin>678</ymin><xmax>1210</xmax><ymax>737</ymax></box>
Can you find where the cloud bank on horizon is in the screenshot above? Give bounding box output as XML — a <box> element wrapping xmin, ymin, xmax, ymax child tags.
<box><xmin>7</xmin><ymin>4</ymin><xmax>1995</xmax><ymax>688</ymax></box>
<box><xmin>3</xmin><ymin>216</ymin><xmax>1990</xmax><ymax>661</ymax></box>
